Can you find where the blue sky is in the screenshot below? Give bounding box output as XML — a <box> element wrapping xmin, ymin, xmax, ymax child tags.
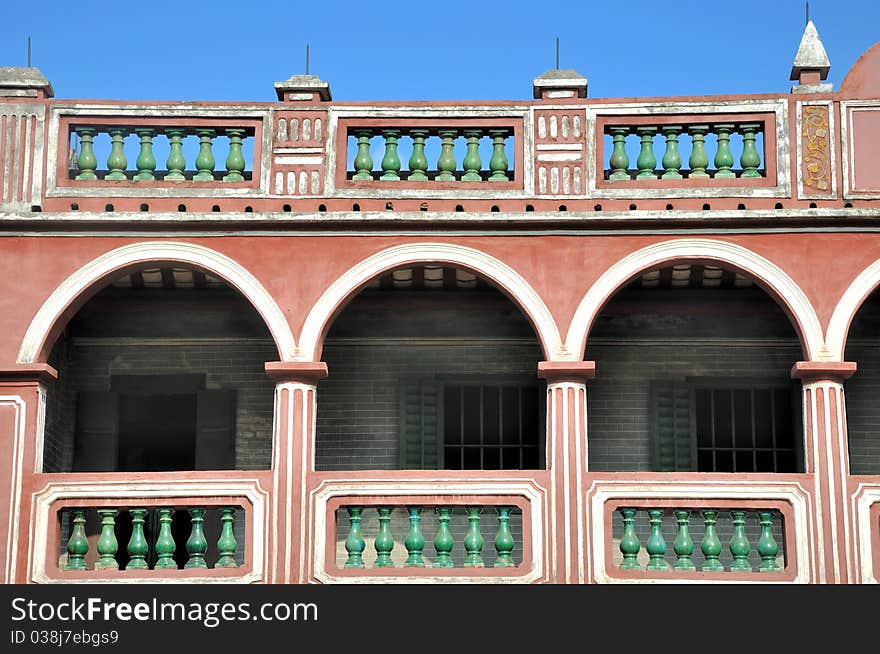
<box><xmin>1</xmin><ymin>0</ymin><xmax>878</xmax><ymax>102</ymax></box>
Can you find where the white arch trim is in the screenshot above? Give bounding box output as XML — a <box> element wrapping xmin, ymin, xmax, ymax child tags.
<box><xmin>298</xmin><ymin>243</ymin><xmax>563</xmax><ymax>361</ymax></box>
<box><xmin>17</xmin><ymin>241</ymin><xmax>297</xmax><ymax>364</ymax></box>
<box><xmin>565</xmin><ymin>238</ymin><xmax>825</xmax><ymax>361</ymax></box>
<box><xmin>826</xmin><ymin>259</ymin><xmax>880</xmax><ymax>361</ymax></box>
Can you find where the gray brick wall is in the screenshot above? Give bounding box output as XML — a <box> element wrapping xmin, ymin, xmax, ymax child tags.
<box><xmin>842</xmin><ymin>343</ymin><xmax>880</xmax><ymax>475</ymax></box>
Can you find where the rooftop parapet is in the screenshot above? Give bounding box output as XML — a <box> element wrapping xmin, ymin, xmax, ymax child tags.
<box><xmin>0</xmin><ymin>66</ymin><xmax>54</xmax><ymax>99</ymax></box>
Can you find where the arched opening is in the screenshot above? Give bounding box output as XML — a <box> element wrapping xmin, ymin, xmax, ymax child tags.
<box><xmin>586</xmin><ymin>262</ymin><xmax>805</xmax><ymax>474</ymax></box>
<box><xmin>841</xmin><ymin>287</ymin><xmax>880</xmax><ymax>475</ymax></box>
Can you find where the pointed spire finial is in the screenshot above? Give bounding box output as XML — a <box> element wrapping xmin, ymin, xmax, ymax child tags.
<box><xmin>790</xmin><ymin>15</ymin><xmax>833</xmax><ymax>93</ymax></box>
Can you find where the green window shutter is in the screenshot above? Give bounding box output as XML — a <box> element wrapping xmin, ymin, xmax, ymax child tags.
<box><xmin>650</xmin><ymin>381</ymin><xmax>696</xmax><ymax>472</ymax></box>
<box><xmin>399</xmin><ymin>379</ymin><xmax>443</xmax><ymax>470</ymax></box>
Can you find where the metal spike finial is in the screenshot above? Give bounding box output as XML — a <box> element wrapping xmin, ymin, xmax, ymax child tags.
<box><xmin>806</xmin><ymin>1</ymin><xmax>810</xmax><ymax>26</ymax></box>
<box><xmin>555</xmin><ymin>37</ymin><xmax>560</xmax><ymax>69</ymax></box>
<box><xmin>305</xmin><ymin>43</ymin><xmax>310</xmax><ymax>75</ymax></box>
<box><xmin>27</xmin><ymin>36</ymin><xmax>31</xmax><ymax>67</ymax></box>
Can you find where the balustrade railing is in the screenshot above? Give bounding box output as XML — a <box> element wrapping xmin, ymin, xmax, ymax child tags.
<box><xmin>343</xmin><ymin>126</ymin><xmax>517</xmax><ymax>184</ymax></box>
<box><xmin>66</xmin><ymin>124</ymin><xmax>256</xmax><ymax>183</ymax></box>
<box><xmin>335</xmin><ymin>504</ymin><xmax>523</xmax><ymax>571</ymax></box>
<box><xmin>59</xmin><ymin>505</ymin><xmax>243</xmax><ymax>573</ymax></box>
<box><xmin>613</xmin><ymin>506</ymin><xmax>785</xmax><ymax>574</ymax></box>
<box><xmin>600</xmin><ymin>119</ymin><xmax>770</xmax><ymax>184</ymax></box>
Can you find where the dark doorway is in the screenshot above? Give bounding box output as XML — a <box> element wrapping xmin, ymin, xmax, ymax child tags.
<box><xmin>118</xmin><ymin>393</ymin><xmax>197</xmax><ymax>472</ymax></box>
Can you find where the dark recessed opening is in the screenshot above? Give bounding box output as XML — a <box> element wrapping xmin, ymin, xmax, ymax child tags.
<box><xmin>737</xmin><ymin>203</ymin><xmax>746</xmax><ymax>210</ymax></box>
<box><xmin>282</xmin><ymin>204</ymin><xmax>291</xmax><ymax>212</ymax></box>
<box><xmin>559</xmin><ymin>205</ymin><xmax>567</xmax><ymax>211</ymax></box>
<box><xmin>594</xmin><ymin>204</ymin><xmax>602</xmax><ymax>212</ymax></box>
<box><xmin>352</xmin><ymin>203</ymin><xmax>360</xmax><ymax>211</ymax></box>
<box><xmin>319</xmin><ymin>204</ymin><xmax>327</xmax><ymax>212</ymax></box>
<box><xmin>774</xmin><ymin>203</ymin><xmax>783</xmax><ymax>210</ymax></box>
<box><xmin>702</xmin><ymin>203</ymin><xmax>711</xmax><ymax>211</ymax></box>
<box><xmin>211</xmin><ymin>205</ymin><xmax>221</xmax><ymax>212</ymax></box>
<box><xmin>525</xmin><ymin>204</ymin><xmax>534</xmax><ymax>212</ymax></box>
<box><xmin>177</xmin><ymin>204</ymin><xmax>186</xmax><ymax>212</ymax></box>
<box><xmin>490</xmin><ymin>205</ymin><xmax>500</xmax><ymax>212</ymax></box>
<box><xmin>105</xmin><ymin>204</ymin><xmax>114</xmax><ymax>212</ymax></box>
<box><xmin>244</xmin><ymin>206</ymin><xmax>253</xmax><ymax>213</ymax></box>
<box><xmin>70</xmin><ymin>203</ymin><xmax>79</xmax><ymax>211</ymax></box>
<box><xmin>30</xmin><ymin>205</ymin><xmax>41</xmax><ymax>212</ymax></box>
<box><xmin>628</xmin><ymin>203</ymin><xmax>636</xmax><ymax>211</ymax></box>
<box><xmin>455</xmin><ymin>205</ymin><xmax>464</xmax><ymax>212</ymax></box>
<box><xmin>384</xmin><ymin>202</ymin><xmax>393</xmax><ymax>211</ymax></box>
<box><xmin>420</xmin><ymin>202</ymin><xmax>428</xmax><ymax>212</ymax></box>
<box><xmin>809</xmin><ymin>202</ymin><xmax>817</xmax><ymax>208</ymax></box>
<box><xmin>844</xmin><ymin>202</ymin><xmax>853</xmax><ymax>208</ymax></box>
<box><xmin>139</xmin><ymin>203</ymin><xmax>149</xmax><ymax>212</ymax></box>
<box><xmin>665</xmin><ymin>204</ymin><xmax>673</xmax><ymax>211</ymax></box>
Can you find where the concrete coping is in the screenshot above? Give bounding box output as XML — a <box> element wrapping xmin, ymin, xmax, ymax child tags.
<box><xmin>0</xmin><ymin>66</ymin><xmax>54</xmax><ymax>98</ymax></box>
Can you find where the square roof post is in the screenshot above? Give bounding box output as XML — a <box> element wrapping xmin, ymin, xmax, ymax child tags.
<box><xmin>274</xmin><ymin>74</ymin><xmax>332</xmax><ymax>103</ymax></box>
<box><xmin>0</xmin><ymin>67</ymin><xmax>53</xmax><ymax>99</ymax></box>
<box><xmin>532</xmin><ymin>68</ymin><xmax>588</xmax><ymax>101</ymax></box>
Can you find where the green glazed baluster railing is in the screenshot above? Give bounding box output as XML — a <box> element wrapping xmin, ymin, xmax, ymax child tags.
<box><xmin>687</xmin><ymin>125</ymin><xmax>710</xmax><ymax>178</ymax></box>
<box><xmin>184</xmin><ymin>508</ymin><xmax>208</xmax><ymax>568</ymax></box>
<box><xmin>126</xmin><ymin>508</ymin><xmax>149</xmax><ymax>570</ymax></box>
<box><xmin>739</xmin><ymin>123</ymin><xmax>762</xmax><ymax>178</ymax></box>
<box><xmin>105</xmin><ymin>128</ymin><xmax>128</xmax><ymax>181</ymax></box>
<box><xmin>646</xmin><ymin>509</ymin><xmax>670</xmax><ymax>571</ymax></box>
<box><xmin>193</xmin><ymin>128</ymin><xmax>216</xmax><ymax>181</ymax></box>
<box><xmin>374</xmin><ymin>506</ymin><xmax>395</xmax><ymax>567</ymax></box>
<box><xmin>661</xmin><ymin>126</ymin><xmax>683</xmax><ymax>179</ymax></box>
<box><xmin>673</xmin><ymin>509</ymin><xmax>696</xmax><ymax>571</ymax></box>
<box><xmin>165</xmin><ymin>128</ymin><xmax>187</xmax><ymax>181</ymax></box>
<box><xmin>216</xmin><ymin>507</ymin><xmax>237</xmax><ymax>568</ymax></box>
<box><xmin>713</xmin><ymin>124</ymin><xmax>736</xmax><ymax>178</ymax></box>
<box><xmin>461</xmin><ymin>130</ymin><xmax>483</xmax><ymax>182</ymax></box>
<box><xmin>608</xmin><ymin>127</ymin><xmax>630</xmax><ymax>181</ymax></box>
<box><xmin>223</xmin><ymin>128</ymin><xmax>246</xmax><ymax>182</ymax></box>
<box><xmin>74</xmin><ymin>128</ymin><xmax>98</xmax><ymax>180</ymax></box>
<box><xmin>464</xmin><ymin>507</ymin><xmax>484</xmax><ymax>567</ymax></box>
<box><xmin>436</xmin><ymin>130</ymin><xmax>458</xmax><ymax>182</ymax></box>
<box><xmin>404</xmin><ymin>507</ymin><xmax>425</xmax><ymax>567</ymax></box>
<box><xmin>488</xmin><ymin>129</ymin><xmax>509</xmax><ymax>181</ymax></box>
<box><xmin>433</xmin><ymin>506</ymin><xmax>454</xmax><ymax>568</ymax></box>
<box><xmin>154</xmin><ymin>508</ymin><xmax>177</xmax><ymax>569</ymax></box>
<box><xmin>407</xmin><ymin>130</ymin><xmax>429</xmax><ymax>181</ymax></box>
<box><xmin>700</xmin><ymin>510</ymin><xmax>724</xmax><ymax>572</ymax></box>
<box><xmin>757</xmin><ymin>511</ymin><xmax>781</xmax><ymax>571</ymax></box>
<box><xmin>64</xmin><ymin>509</ymin><xmax>89</xmax><ymax>570</ymax></box>
<box><xmin>380</xmin><ymin>129</ymin><xmax>401</xmax><ymax>181</ymax></box>
<box><xmin>619</xmin><ymin>507</ymin><xmax>641</xmax><ymax>570</ymax></box>
<box><xmin>95</xmin><ymin>509</ymin><xmax>118</xmax><ymax>569</ymax></box>
<box><xmin>344</xmin><ymin>506</ymin><xmax>365</xmax><ymax>568</ymax></box>
<box><xmin>635</xmin><ymin>127</ymin><xmax>657</xmax><ymax>179</ymax></box>
<box><xmin>494</xmin><ymin>506</ymin><xmax>515</xmax><ymax>567</ymax></box>
<box><xmin>134</xmin><ymin>128</ymin><xmax>156</xmax><ymax>180</ymax></box>
<box><xmin>352</xmin><ymin>130</ymin><xmax>374</xmax><ymax>181</ymax></box>
<box><xmin>729</xmin><ymin>510</ymin><xmax>752</xmax><ymax>572</ymax></box>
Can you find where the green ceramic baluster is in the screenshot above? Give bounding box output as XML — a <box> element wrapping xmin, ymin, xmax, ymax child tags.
<box><xmin>462</xmin><ymin>130</ymin><xmax>483</xmax><ymax>181</ymax></box>
<box><xmin>700</xmin><ymin>510</ymin><xmax>724</xmax><ymax>572</ymax></box>
<box><xmin>154</xmin><ymin>508</ymin><xmax>177</xmax><ymax>569</ymax></box>
<box><xmin>757</xmin><ymin>511</ymin><xmax>781</xmax><ymax>571</ymax></box>
<box><xmin>436</xmin><ymin>130</ymin><xmax>458</xmax><ymax>181</ymax></box>
<box><xmin>344</xmin><ymin>506</ymin><xmax>365</xmax><ymax>568</ymax></box>
<box><xmin>184</xmin><ymin>508</ymin><xmax>207</xmax><ymax>569</ymax></box>
<box><xmin>433</xmin><ymin>506</ymin><xmax>454</xmax><ymax>568</ymax></box>
<box><xmin>404</xmin><ymin>507</ymin><xmax>425</xmax><ymax>567</ymax></box>
<box><xmin>379</xmin><ymin>129</ymin><xmax>401</xmax><ymax>181</ymax></box>
<box><xmin>64</xmin><ymin>509</ymin><xmax>89</xmax><ymax>570</ymax></box>
<box><xmin>739</xmin><ymin>123</ymin><xmax>762</xmax><ymax>178</ymax></box>
<box><xmin>646</xmin><ymin>509</ymin><xmax>670</xmax><ymax>571</ymax></box>
<box><xmin>488</xmin><ymin>129</ymin><xmax>509</xmax><ymax>181</ymax></box>
<box><xmin>74</xmin><ymin>128</ymin><xmax>98</xmax><ymax>180</ymax></box>
<box><xmin>635</xmin><ymin>127</ymin><xmax>657</xmax><ymax>179</ymax></box>
<box><xmin>352</xmin><ymin>130</ymin><xmax>374</xmax><ymax>180</ymax></box>
<box><xmin>164</xmin><ymin>128</ymin><xmax>187</xmax><ymax>181</ymax></box>
<box><xmin>193</xmin><ymin>128</ymin><xmax>216</xmax><ymax>181</ymax></box>
<box><xmin>105</xmin><ymin>128</ymin><xmax>128</xmax><ymax>181</ymax></box>
<box><xmin>134</xmin><ymin>128</ymin><xmax>156</xmax><ymax>180</ymax></box>
<box><xmin>494</xmin><ymin>506</ymin><xmax>515</xmax><ymax>567</ymax></box>
<box><xmin>619</xmin><ymin>507</ymin><xmax>641</xmax><ymax>570</ymax></box>
<box><xmin>374</xmin><ymin>506</ymin><xmax>394</xmax><ymax>567</ymax></box>
<box><xmin>688</xmin><ymin>125</ymin><xmax>710</xmax><ymax>178</ymax></box>
<box><xmin>407</xmin><ymin>129</ymin><xmax>429</xmax><ymax>181</ymax></box>
<box><xmin>223</xmin><ymin>128</ymin><xmax>246</xmax><ymax>182</ymax></box>
<box><xmin>95</xmin><ymin>509</ymin><xmax>118</xmax><ymax>569</ymax></box>
<box><xmin>661</xmin><ymin>126</ymin><xmax>683</xmax><ymax>179</ymax></box>
<box><xmin>216</xmin><ymin>507</ymin><xmax>237</xmax><ymax>568</ymax></box>
<box><xmin>608</xmin><ymin>127</ymin><xmax>630</xmax><ymax>181</ymax></box>
<box><xmin>713</xmin><ymin>124</ymin><xmax>735</xmax><ymax>178</ymax></box>
<box><xmin>126</xmin><ymin>508</ymin><xmax>148</xmax><ymax>570</ymax></box>
<box><xmin>464</xmin><ymin>507</ymin><xmax>484</xmax><ymax>567</ymax></box>
<box><xmin>673</xmin><ymin>509</ymin><xmax>696</xmax><ymax>571</ymax></box>
<box><xmin>729</xmin><ymin>510</ymin><xmax>752</xmax><ymax>572</ymax></box>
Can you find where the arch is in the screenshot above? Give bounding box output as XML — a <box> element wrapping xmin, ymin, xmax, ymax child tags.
<box><xmin>826</xmin><ymin>258</ymin><xmax>880</xmax><ymax>361</ymax></box>
<box><xmin>17</xmin><ymin>241</ymin><xmax>297</xmax><ymax>364</ymax></box>
<box><xmin>298</xmin><ymin>243</ymin><xmax>563</xmax><ymax>361</ymax></box>
<box><xmin>565</xmin><ymin>238</ymin><xmax>824</xmax><ymax>361</ymax></box>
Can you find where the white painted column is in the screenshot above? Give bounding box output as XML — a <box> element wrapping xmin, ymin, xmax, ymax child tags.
<box><xmin>265</xmin><ymin>362</ymin><xmax>326</xmax><ymax>584</ymax></box>
<box><xmin>792</xmin><ymin>361</ymin><xmax>857</xmax><ymax>584</ymax></box>
<box><xmin>539</xmin><ymin>361</ymin><xmax>594</xmax><ymax>584</ymax></box>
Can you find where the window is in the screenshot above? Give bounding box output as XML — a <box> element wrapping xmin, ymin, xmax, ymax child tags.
<box><xmin>399</xmin><ymin>378</ymin><xmax>544</xmax><ymax>470</ymax></box>
<box><xmin>651</xmin><ymin>379</ymin><xmax>799</xmax><ymax>473</ymax></box>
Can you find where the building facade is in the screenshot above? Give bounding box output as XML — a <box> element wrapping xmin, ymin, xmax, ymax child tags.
<box><xmin>1</xmin><ymin>21</ymin><xmax>879</xmax><ymax>584</ymax></box>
